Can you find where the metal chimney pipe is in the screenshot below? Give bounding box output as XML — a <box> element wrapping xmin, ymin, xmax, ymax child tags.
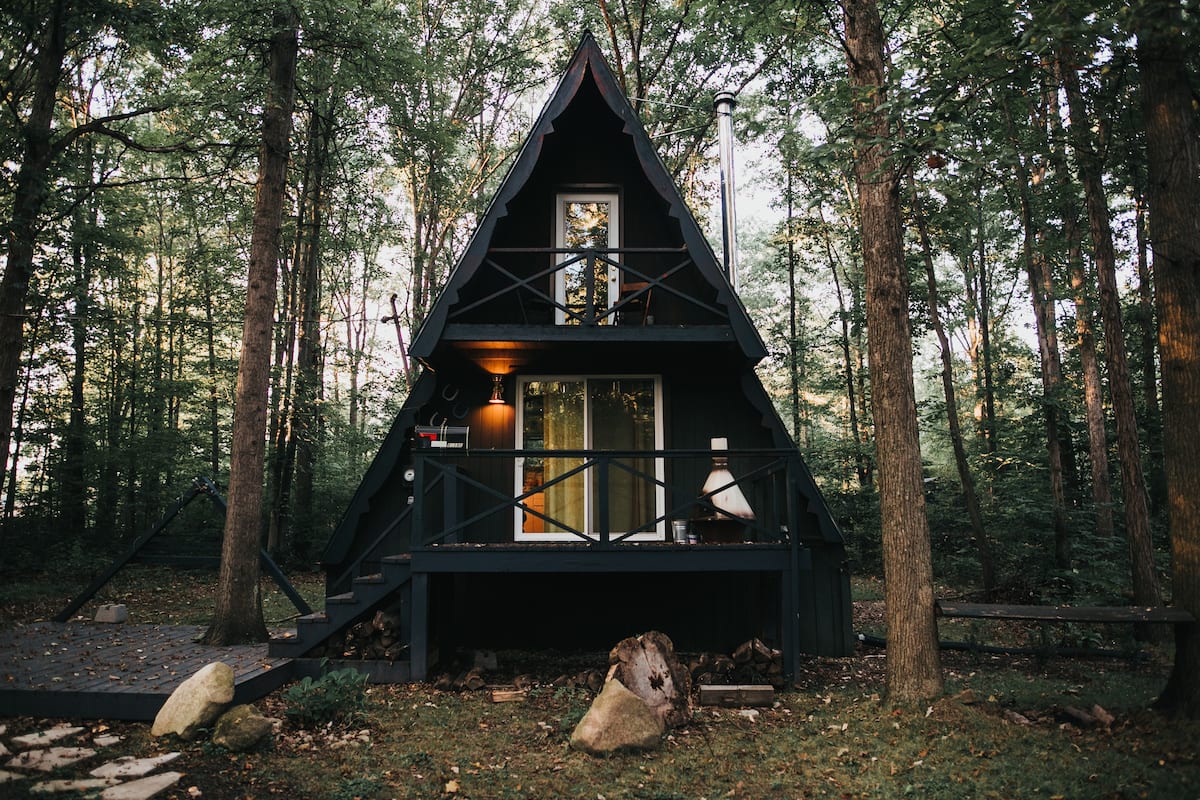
<box><xmin>714</xmin><ymin>90</ymin><xmax>738</xmax><ymax>289</ymax></box>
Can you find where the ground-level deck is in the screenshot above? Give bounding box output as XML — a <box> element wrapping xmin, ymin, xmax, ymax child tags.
<box><xmin>0</xmin><ymin>622</ymin><xmax>294</xmax><ymax>721</ymax></box>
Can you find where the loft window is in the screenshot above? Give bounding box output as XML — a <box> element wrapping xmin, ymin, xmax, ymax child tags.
<box><xmin>515</xmin><ymin>376</ymin><xmax>664</xmax><ymax>541</ymax></box>
<box><xmin>555</xmin><ymin>192</ymin><xmax>619</xmax><ymax>325</ymax></box>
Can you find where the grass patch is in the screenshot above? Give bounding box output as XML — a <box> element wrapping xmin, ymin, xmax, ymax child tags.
<box><xmin>1</xmin><ymin>566</ymin><xmax>1196</xmax><ymax>799</ymax></box>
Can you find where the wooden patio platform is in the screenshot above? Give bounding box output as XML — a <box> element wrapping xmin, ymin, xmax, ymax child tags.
<box><xmin>0</xmin><ymin>622</ymin><xmax>295</xmax><ymax>721</ymax></box>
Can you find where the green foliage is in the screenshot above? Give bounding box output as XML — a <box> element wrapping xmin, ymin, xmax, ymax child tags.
<box><xmin>282</xmin><ymin>664</ymin><xmax>368</xmax><ymax>726</ymax></box>
<box><xmin>328</xmin><ymin>776</ymin><xmax>384</xmax><ymax>800</ymax></box>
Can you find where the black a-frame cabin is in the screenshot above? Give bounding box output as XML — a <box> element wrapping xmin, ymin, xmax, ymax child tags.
<box><xmin>271</xmin><ymin>33</ymin><xmax>853</xmax><ymax>679</ymax></box>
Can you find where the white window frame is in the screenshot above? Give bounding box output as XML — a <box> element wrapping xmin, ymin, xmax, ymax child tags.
<box><xmin>514</xmin><ymin>374</ymin><xmax>665</xmax><ymax>542</ymax></box>
<box><xmin>554</xmin><ymin>192</ymin><xmax>620</xmax><ymax>326</ymax></box>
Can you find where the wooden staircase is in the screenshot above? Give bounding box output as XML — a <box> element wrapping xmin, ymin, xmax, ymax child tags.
<box><xmin>270</xmin><ymin>553</ymin><xmax>414</xmax><ymax>680</ymax></box>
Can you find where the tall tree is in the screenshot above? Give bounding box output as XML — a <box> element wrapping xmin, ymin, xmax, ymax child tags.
<box><xmin>1137</xmin><ymin>0</ymin><xmax>1200</xmax><ymax>716</ymax></box>
<box><xmin>842</xmin><ymin>0</ymin><xmax>942</xmax><ymax>701</ymax></box>
<box><xmin>205</xmin><ymin>2</ymin><xmax>299</xmax><ymax>645</ymax></box>
<box><xmin>910</xmin><ymin>175</ymin><xmax>995</xmax><ymax>593</ymax></box>
<box><xmin>1043</xmin><ymin>80</ymin><xmax>1115</xmax><ymax>543</ymax></box>
<box><xmin>1057</xmin><ymin>39</ymin><xmax>1162</xmax><ymax>614</ymax></box>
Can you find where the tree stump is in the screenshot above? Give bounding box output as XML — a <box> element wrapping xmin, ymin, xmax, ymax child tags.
<box><xmin>606</xmin><ymin>631</ymin><xmax>691</xmax><ymax>729</ymax></box>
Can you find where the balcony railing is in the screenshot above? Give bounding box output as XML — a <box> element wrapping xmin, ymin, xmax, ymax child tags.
<box><xmin>330</xmin><ymin>447</ymin><xmax>811</xmax><ymax>591</ymax></box>
<box><xmin>407</xmin><ymin>448</ymin><xmax>805</xmax><ymax>547</ymax></box>
<box><xmin>447</xmin><ymin>247</ymin><xmax>726</xmax><ymax>326</ymax></box>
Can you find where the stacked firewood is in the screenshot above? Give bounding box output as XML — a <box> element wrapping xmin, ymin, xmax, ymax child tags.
<box><xmin>688</xmin><ymin>638</ymin><xmax>784</xmax><ymax>689</ymax></box>
<box><xmin>306</xmin><ymin>607</ymin><xmax>407</xmax><ymax>661</ymax></box>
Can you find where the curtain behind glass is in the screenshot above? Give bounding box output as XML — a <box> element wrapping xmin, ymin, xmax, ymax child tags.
<box><xmin>590</xmin><ymin>379</ymin><xmax>656</xmax><ymax>533</ymax></box>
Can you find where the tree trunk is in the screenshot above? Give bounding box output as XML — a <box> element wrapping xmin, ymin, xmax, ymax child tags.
<box><xmin>1010</xmin><ymin>132</ymin><xmax>1071</xmax><ymax>567</ymax></box>
<box><xmin>844</xmin><ymin>0</ymin><xmax>942</xmax><ymax>701</ymax></box>
<box><xmin>1043</xmin><ymin>81</ymin><xmax>1116</xmax><ymax>541</ymax></box>
<box><xmin>205</xmin><ymin>4</ymin><xmax>299</xmax><ymax>646</ymax></box>
<box><xmin>62</xmin><ymin>165</ymin><xmax>93</xmax><ymax>539</ymax></box>
<box><xmin>826</xmin><ymin>222</ymin><xmax>869</xmax><ymax>489</ymax></box>
<box><xmin>0</xmin><ymin>0</ymin><xmax>68</xmax><ymax>497</ymax></box>
<box><xmin>1134</xmin><ymin>197</ymin><xmax>1165</xmax><ymax>516</ymax></box>
<box><xmin>289</xmin><ymin>96</ymin><xmax>331</xmax><ymax>566</ymax></box>
<box><xmin>910</xmin><ymin>174</ymin><xmax>996</xmax><ymax>594</ymax></box>
<box><xmin>975</xmin><ymin>189</ymin><xmax>997</xmax><ymax>456</ymax></box>
<box><xmin>1137</xmin><ymin>0</ymin><xmax>1200</xmax><ymax>716</ymax></box>
<box><xmin>1058</xmin><ymin>44</ymin><xmax>1163</xmax><ymax>616</ymax></box>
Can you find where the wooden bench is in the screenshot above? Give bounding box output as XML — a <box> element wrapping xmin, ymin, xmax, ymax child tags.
<box><xmin>935</xmin><ymin>600</ymin><xmax>1194</xmax><ymax>656</ymax></box>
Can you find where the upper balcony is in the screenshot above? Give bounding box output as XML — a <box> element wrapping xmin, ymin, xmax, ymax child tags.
<box><xmin>440</xmin><ymin>247</ymin><xmax>735</xmax><ymax>346</ymax></box>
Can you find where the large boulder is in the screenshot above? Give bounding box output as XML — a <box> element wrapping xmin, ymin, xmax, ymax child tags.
<box><xmin>151</xmin><ymin>662</ymin><xmax>235</xmax><ymax>740</ymax></box>
<box><xmin>569</xmin><ymin>679</ymin><xmax>663</xmax><ymax>755</ymax></box>
<box><xmin>607</xmin><ymin>631</ymin><xmax>691</xmax><ymax>729</ymax></box>
<box><xmin>212</xmin><ymin>705</ymin><xmax>274</xmax><ymax>752</ymax></box>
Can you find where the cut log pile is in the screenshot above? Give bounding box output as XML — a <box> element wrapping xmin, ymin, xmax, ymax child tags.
<box><xmin>306</xmin><ymin>606</ymin><xmax>784</xmax><ymax>698</ymax></box>
<box><xmin>689</xmin><ymin>638</ymin><xmax>784</xmax><ymax>689</ymax></box>
<box><xmin>305</xmin><ymin>606</ymin><xmax>407</xmax><ymax>661</ymax></box>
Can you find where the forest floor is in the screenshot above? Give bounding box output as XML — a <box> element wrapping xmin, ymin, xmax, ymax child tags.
<box><xmin>2</xmin><ymin>566</ymin><xmax>1198</xmax><ymax>799</ymax></box>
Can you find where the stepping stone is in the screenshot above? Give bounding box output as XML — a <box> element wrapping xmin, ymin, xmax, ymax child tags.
<box><xmin>31</xmin><ymin>777</ymin><xmax>120</xmax><ymax>794</ymax></box>
<box><xmin>12</xmin><ymin>726</ymin><xmax>85</xmax><ymax>748</ymax></box>
<box><xmin>94</xmin><ymin>735</ymin><xmax>123</xmax><ymax>748</ymax></box>
<box><xmin>91</xmin><ymin>753</ymin><xmax>181</xmax><ymax>779</ymax></box>
<box><xmin>6</xmin><ymin>747</ymin><xmax>97</xmax><ymax>772</ymax></box>
<box><xmin>0</xmin><ymin>769</ymin><xmax>28</xmax><ymax>783</ymax></box>
<box><xmin>0</xmin><ymin>741</ymin><xmax>9</xmax><ymax>757</ymax></box>
<box><xmin>101</xmin><ymin>770</ymin><xmax>183</xmax><ymax>800</ymax></box>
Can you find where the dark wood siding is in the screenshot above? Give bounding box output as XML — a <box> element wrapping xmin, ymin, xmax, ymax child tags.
<box><xmin>431</xmin><ymin>571</ymin><xmax>783</xmax><ymax>656</ymax></box>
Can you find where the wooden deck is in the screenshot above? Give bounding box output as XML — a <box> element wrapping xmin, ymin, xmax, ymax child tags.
<box><xmin>0</xmin><ymin>622</ymin><xmax>295</xmax><ymax>721</ymax></box>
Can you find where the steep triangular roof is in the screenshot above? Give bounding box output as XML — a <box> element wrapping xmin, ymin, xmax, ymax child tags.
<box><xmin>410</xmin><ymin>31</ymin><xmax>765</xmax><ymax>361</ymax></box>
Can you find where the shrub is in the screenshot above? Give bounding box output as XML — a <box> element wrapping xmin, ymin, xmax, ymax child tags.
<box><xmin>282</xmin><ymin>663</ymin><xmax>368</xmax><ymax>725</ymax></box>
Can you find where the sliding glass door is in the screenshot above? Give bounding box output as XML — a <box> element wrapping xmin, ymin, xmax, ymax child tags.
<box><xmin>516</xmin><ymin>376</ymin><xmax>662</xmax><ymax>541</ymax></box>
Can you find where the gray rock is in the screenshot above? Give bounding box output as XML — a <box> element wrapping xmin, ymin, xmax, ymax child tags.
<box><xmin>212</xmin><ymin>704</ymin><xmax>274</xmax><ymax>752</ymax></box>
<box><xmin>0</xmin><ymin>769</ymin><xmax>27</xmax><ymax>783</ymax></box>
<box><xmin>12</xmin><ymin>726</ymin><xmax>85</xmax><ymax>748</ymax></box>
<box><xmin>94</xmin><ymin>604</ymin><xmax>129</xmax><ymax>623</ymax></box>
<box><xmin>90</xmin><ymin>752</ymin><xmax>181</xmax><ymax>779</ymax></box>
<box><xmin>151</xmin><ymin>662</ymin><xmax>235</xmax><ymax>740</ymax></box>
<box><xmin>30</xmin><ymin>777</ymin><xmax>120</xmax><ymax>794</ymax></box>
<box><xmin>6</xmin><ymin>747</ymin><xmax>97</xmax><ymax>772</ymax></box>
<box><xmin>100</xmin><ymin>771</ymin><xmax>183</xmax><ymax>800</ymax></box>
<box><xmin>569</xmin><ymin>678</ymin><xmax>664</xmax><ymax>755</ymax></box>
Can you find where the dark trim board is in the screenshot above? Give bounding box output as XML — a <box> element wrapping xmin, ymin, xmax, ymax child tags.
<box><xmin>413</xmin><ymin>542</ymin><xmax>807</xmax><ymax>573</ymax></box>
<box><xmin>441</xmin><ymin>323</ymin><xmax>736</xmax><ymax>344</ymax></box>
<box><xmin>0</xmin><ymin>623</ymin><xmax>295</xmax><ymax>721</ymax></box>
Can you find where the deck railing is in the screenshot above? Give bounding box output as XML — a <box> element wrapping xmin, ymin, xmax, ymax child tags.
<box><xmin>407</xmin><ymin>448</ymin><xmax>806</xmax><ymax>549</ymax></box>
<box><xmin>447</xmin><ymin>247</ymin><xmax>725</xmax><ymax>326</ymax></box>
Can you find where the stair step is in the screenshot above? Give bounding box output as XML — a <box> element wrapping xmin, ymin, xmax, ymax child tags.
<box><xmin>382</xmin><ymin>554</ymin><xmax>412</xmax><ymax>565</ymax></box>
<box><xmin>327</xmin><ymin>592</ymin><xmax>356</xmax><ymax>605</ymax></box>
<box><xmin>354</xmin><ymin>573</ymin><xmax>385</xmax><ymax>585</ymax></box>
<box><xmin>297</xmin><ymin>612</ymin><xmax>329</xmax><ymax>625</ymax></box>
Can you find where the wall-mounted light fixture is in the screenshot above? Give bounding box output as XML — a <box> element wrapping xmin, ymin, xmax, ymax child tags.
<box><xmin>488</xmin><ymin>375</ymin><xmax>505</xmax><ymax>404</ymax></box>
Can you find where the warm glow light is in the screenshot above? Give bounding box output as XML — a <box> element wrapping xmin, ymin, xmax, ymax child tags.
<box><xmin>489</xmin><ymin>375</ymin><xmax>505</xmax><ymax>404</ymax></box>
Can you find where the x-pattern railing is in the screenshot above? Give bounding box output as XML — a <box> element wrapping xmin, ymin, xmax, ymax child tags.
<box><xmin>447</xmin><ymin>247</ymin><xmax>726</xmax><ymax>325</ymax></box>
<box><xmin>409</xmin><ymin>448</ymin><xmax>798</xmax><ymax>548</ymax></box>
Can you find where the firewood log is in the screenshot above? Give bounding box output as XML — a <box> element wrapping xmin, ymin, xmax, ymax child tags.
<box><xmin>463</xmin><ymin>668</ymin><xmax>487</xmax><ymax>691</ymax></box>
